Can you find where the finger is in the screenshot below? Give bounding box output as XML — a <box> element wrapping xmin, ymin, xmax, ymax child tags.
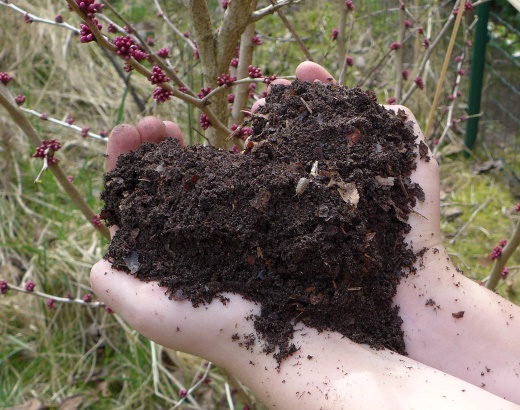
<box><xmin>105</xmin><ymin>124</ymin><xmax>141</xmax><ymax>172</ymax></box>
<box><xmin>164</xmin><ymin>121</ymin><xmax>185</xmax><ymax>147</ymax></box>
<box><xmin>136</xmin><ymin>116</ymin><xmax>167</xmax><ymax>144</ymax></box>
<box><xmin>295</xmin><ymin>61</ymin><xmax>336</xmax><ymax>83</ymax></box>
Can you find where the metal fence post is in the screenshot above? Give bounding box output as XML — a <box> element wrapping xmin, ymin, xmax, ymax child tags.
<box><xmin>465</xmin><ymin>1</ymin><xmax>492</xmax><ymax>156</ymax></box>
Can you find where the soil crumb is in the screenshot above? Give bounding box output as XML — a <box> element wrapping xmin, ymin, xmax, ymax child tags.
<box><xmin>101</xmin><ymin>80</ymin><xmax>424</xmax><ymax>363</ymax></box>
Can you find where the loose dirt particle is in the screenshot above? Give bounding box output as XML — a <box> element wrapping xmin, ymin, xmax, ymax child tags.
<box><xmin>101</xmin><ymin>80</ymin><xmax>424</xmax><ymax>363</ymax></box>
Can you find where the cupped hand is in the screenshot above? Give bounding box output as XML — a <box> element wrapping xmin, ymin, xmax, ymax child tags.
<box><xmin>90</xmin><ymin>65</ymin><xmax>520</xmax><ymax>408</ymax></box>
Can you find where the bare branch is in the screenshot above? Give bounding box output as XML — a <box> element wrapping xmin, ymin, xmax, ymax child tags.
<box><xmin>232</xmin><ymin>21</ymin><xmax>257</xmax><ymax>125</ymax></box>
<box><xmin>153</xmin><ymin>0</ymin><xmax>196</xmax><ymax>50</ymax></box>
<box><xmin>250</xmin><ymin>0</ymin><xmax>297</xmax><ymax>23</ymax></box>
<box><xmin>0</xmin><ymin>85</ymin><xmax>111</xmax><ymax>240</ymax></box>
<box><xmin>269</xmin><ymin>0</ymin><xmax>313</xmax><ymax>62</ymax></box>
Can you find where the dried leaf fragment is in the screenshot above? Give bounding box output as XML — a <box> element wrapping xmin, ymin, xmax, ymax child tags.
<box><xmin>452</xmin><ymin>311</ymin><xmax>465</xmax><ymax>319</ymax></box>
<box><xmin>336</xmin><ymin>182</ymin><xmax>359</xmax><ymax>206</ymax></box>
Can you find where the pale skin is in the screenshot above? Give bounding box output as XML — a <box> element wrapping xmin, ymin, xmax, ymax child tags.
<box><xmin>91</xmin><ymin>62</ymin><xmax>520</xmax><ymax>409</ymax></box>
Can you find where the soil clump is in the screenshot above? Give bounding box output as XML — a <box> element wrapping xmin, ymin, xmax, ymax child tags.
<box><xmin>101</xmin><ymin>80</ymin><xmax>424</xmax><ymax>363</ymax></box>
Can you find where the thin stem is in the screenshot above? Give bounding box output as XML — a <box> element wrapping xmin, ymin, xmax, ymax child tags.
<box><xmin>486</xmin><ymin>221</ymin><xmax>520</xmax><ymax>291</ymax></box>
<box><xmin>250</xmin><ymin>0</ymin><xmax>297</xmax><ymax>23</ymax></box>
<box><xmin>424</xmin><ymin>0</ymin><xmax>467</xmax><ymax>139</ymax></box>
<box><xmin>394</xmin><ymin>6</ymin><xmax>406</xmax><ymax>102</ymax></box>
<box><xmin>0</xmin><ymin>2</ymin><xmax>80</xmax><ymax>33</ymax></box>
<box><xmin>0</xmin><ymin>85</ymin><xmax>110</xmax><ymax>240</ymax></box>
<box><xmin>3</xmin><ymin>282</ymin><xmax>105</xmax><ymax>308</ymax></box>
<box><xmin>20</xmin><ymin>107</ymin><xmax>108</xmax><ymax>142</ymax></box>
<box><xmin>401</xmin><ymin>3</ymin><xmax>459</xmax><ymax>104</ymax></box>
<box><xmin>269</xmin><ymin>0</ymin><xmax>313</xmax><ymax>62</ymax></box>
<box><xmin>232</xmin><ymin>21</ymin><xmax>257</xmax><ymax>126</ymax></box>
<box><xmin>153</xmin><ymin>0</ymin><xmax>196</xmax><ymax>51</ymax></box>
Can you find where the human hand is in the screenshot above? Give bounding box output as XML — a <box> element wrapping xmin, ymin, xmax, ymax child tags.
<box><xmin>91</xmin><ymin>63</ymin><xmax>520</xmax><ymax>408</ymax></box>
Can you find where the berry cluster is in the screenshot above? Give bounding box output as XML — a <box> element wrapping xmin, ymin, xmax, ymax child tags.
<box><xmin>248</xmin><ymin>65</ymin><xmax>262</xmax><ymax>78</ymax></box>
<box><xmin>230</xmin><ymin>124</ymin><xmax>253</xmax><ymax>140</ymax></box>
<box><xmin>91</xmin><ymin>214</ymin><xmax>102</xmax><ymax>228</ymax></box>
<box><xmin>263</xmin><ymin>74</ymin><xmax>277</xmax><ymax>85</ymax></box>
<box><xmin>251</xmin><ymin>36</ymin><xmax>262</xmax><ymax>46</ymax></box>
<box><xmin>0</xmin><ymin>72</ymin><xmax>12</xmax><ymax>85</ymax></box>
<box><xmin>402</xmin><ymin>69</ymin><xmax>409</xmax><ymax>80</ymax></box>
<box><xmin>345</xmin><ymin>0</ymin><xmax>355</xmax><ymax>11</ymax></box>
<box><xmin>217</xmin><ymin>73</ymin><xmax>236</xmax><ymax>87</ymax></box>
<box><xmin>390</xmin><ymin>41</ymin><xmax>401</xmax><ymax>51</ymax></box>
<box><xmin>0</xmin><ymin>280</ymin><xmax>8</xmax><ymax>295</ymax></box>
<box><xmin>150</xmin><ymin>66</ymin><xmax>170</xmax><ymax>85</ymax></box>
<box><xmin>25</xmin><ymin>281</ymin><xmax>36</xmax><ymax>292</ymax></box>
<box><xmin>33</xmin><ymin>139</ymin><xmax>61</xmax><ymax>165</ymax></box>
<box><xmin>14</xmin><ymin>95</ymin><xmax>25</xmax><ymax>106</ymax></box>
<box><xmin>75</xmin><ymin>0</ymin><xmax>104</xmax><ymax>18</ymax></box>
<box><xmin>113</xmin><ymin>35</ymin><xmax>137</xmax><ymax>60</ymax></box>
<box><xmin>157</xmin><ymin>47</ymin><xmax>170</xmax><ymax>58</ymax></box>
<box><xmin>415</xmin><ymin>77</ymin><xmax>424</xmax><ymax>90</ymax></box>
<box><xmin>330</xmin><ymin>28</ymin><xmax>339</xmax><ymax>41</ymax></box>
<box><xmin>230</xmin><ymin>57</ymin><xmax>239</xmax><ymax>68</ymax></box>
<box><xmin>79</xmin><ymin>18</ymin><xmax>102</xmax><ymax>43</ymax></box>
<box><xmin>197</xmin><ymin>87</ymin><xmax>212</xmax><ymax>99</ymax></box>
<box><xmin>152</xmin><ymin>87</ymin><xmax>174</xmax><ymax>103</ymax></box>
<box><xmin>490</xmin><ymin>240</ymin><xmax>507</xmax><ymax>260</ymax></box>
<box><xmin>199</xmin><ymin>112</ymin><xmax>212</xmax><ymax>130</ymax></box>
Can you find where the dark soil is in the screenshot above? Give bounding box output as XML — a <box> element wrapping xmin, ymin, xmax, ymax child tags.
<box><xmin>101</xmin><ymin>80</ymin><xmax>424</xmax><ymax>363</ymax></box>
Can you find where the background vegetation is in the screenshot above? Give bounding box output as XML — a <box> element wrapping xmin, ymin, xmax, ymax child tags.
<box><xmin>0</xmin><ymin>0</ymin><xmax>519</xmax><ymax>408</ymax></box>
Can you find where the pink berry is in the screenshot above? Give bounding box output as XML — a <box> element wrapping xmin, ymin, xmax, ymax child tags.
<box><xmin>55</xmin><ymin>14</ymin><xmax>63</xmax><ymax>23</ymax></box>
<box><xmin>515</xmin><ymin>203</ymin><xmax>520</xmax><ymax>212</ymax></box>
<box><xmin>105</xmin><ymin>306</ymin><xmax>114</xmax><ymax>314</ymax></box>
<box><xmin>401</xmin><ymin>70</ymin><xmax>409</xmax><ymax>80</ymax></box>
<box><xmin>25</xmin><ymin>281</ymin><xmax>36</xmax><ymax>292</ymax></box>
<box><xmin>113</xmin><ymin>35</ymin><xmax>136</xmax><ymax>59</ymax></box>
<box><xmin>422</xmin><ymin>38</ymin><xmax>430</xmax><ymax>48</ymax></box>
<box><xmin>46</xmin><ymin>298</ymin><xmax>56</xmax><ymax>309</ymax></box>
<box><xmin>457</xmin><ymin>68</ymin><xmax>465</xmax><ymax>76</ymax></box>
<box><xmin>330</xmin><ymin>28</ymin><xmax>339</xmax><ymax>41</ymax></box>
<box><xmin>221</xmin><ymin>0</ymin><xmax>229</xmax><ymax>9</ymax></box>
<box><xmin>179</xmin><ymin>389</ymin><xmax>187</xmax><ymax>398</ymax></box>
<box><xmin>417</xmin><ymin>26</ymin><xmax>424</xmax><ymax>35</ymax></box>
<box><xmin>459</xmin><ymin>115</ymin><xmax>467</xmax><ymax>122</ymax></box>
<box><xmin>501</xmin><ymin>267</ymin><xmax>510</xmax><ymax>279</ymax></box>
<box><xmin>66</xmin><ymin>117</ymin><xmax>75</xmax><ymax>125</ymax></box>
<box><xmin>33</xmin><ymin>139</ymin><xmax>61</xmax><ymax>165</ymax></box>
<box><xmin>230</xmin><ymin>57</ymin><xmax>239</xmax><ymax>68</ymax></box>
<box><xmin>390</xmin><ymin>41</ymin><xmax>401</xmax><ymax>51</ymax></box>
<box><xmin>152</xmin><ymin>87</ymin><xmax>173</xmax><ymax>103</ymax></box>
<box><xmin>197</xmin><ymin>87</ymin><xmax>212</xmax><ymax>99</ymax></box>
<box><xmin>74</xmin><ymin>0</ymin><xmax>104</xmax><ymax>18</ymax></box>
<box><xmin>0</xmin><ymin>280</ymin><xmax>8</xmax><ymax>295</ymax></box>
<box><xmin>24</xmin><ymin>13</ymin><xmax>33</xmax><ymax>23</ymax></box>
<box><xmin>157</xmin><ymin>47</ymin><xmax>170</xmax><ymax>58</ymax></box>
<box><xmin>251</xmin><ymin>36</ymin><xmax>262</xmax><ymax>46</ymax></box>
<box><xmin>248</xmin><ymin>65</ymin><xmax>262</xmax><ymax>78</ymax></box>
<box><xmin>91</xmin><ymin>214</ymin><xmax>102</xmax><ymax>228</ymax></box>
<box><xmin>83</xmin><ymin>293</ymin><xmax>92</xmax><ymax>302</ymax></box>
<box><xmin>0</xmin><ymin>72</ymin><xmax>12</xmax><ymax>85</ymax></box>
<box><xmin>67</xmin><ymin>175</ymin><xmax>74</xmax><ymax>183</ymax></box>
<box><xmin>227</xmin><ymin>94</ymin><xmax>235</xmax><ymax>103</ymax></box>
<box><xmin>216</xmin><ymin>73</ymin><xmax>236</xmax><ymax>87</ymax></box>
<box><xmin>150</xmin><ymin>66</ymin><xmax>170</xmax><ymax>85</ymax></box>
<box><xmin>15</xmin><ymin>95</ymin><xmax>26</xmax><ymax>106</ymax></box>
<box><xmin>346</xmin><ymin>56</ymin><xmax>354</xmax><ymax>67</ymax></box>
<box><xmin>415</xmin><ymin>77</ymin><xmax>424</xmax><ymax>90</ymax></box>
<box><xmin>81</xmin><ymin>127</ymin><xmax>90</xmax><ymax>138</ymax></box>
<box><xmin>387</xmin><ymin>97</ymin><xmax>396</xmax><ymax>105</ymax></box>
<box><xmin>263</xmin><ymin>74</ymin><xmax>277</xmax><ymax>85</ymax></box>
<box><xmin>404</xmin><ymin>20</ymin><xmax>412</xmax><ymax>29</ymax></box>
<box><xmin>454</xmin><ymin>55</ymin><xmax>463</xmax><ymax>63</ymax></box>
<box><xmin>345</xmin><ymin>0</ymin><xmax>355</xmax><ymax>11</ymax></box>
<box><xmin>108</xmin><ymin>23</ymin><xmax>117</xmax><ymax>33</ymax></box>
<box><xmin>199</xmin><ymin>113</ymin><xmax>212</xmax><ymax>130</ymax></box>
